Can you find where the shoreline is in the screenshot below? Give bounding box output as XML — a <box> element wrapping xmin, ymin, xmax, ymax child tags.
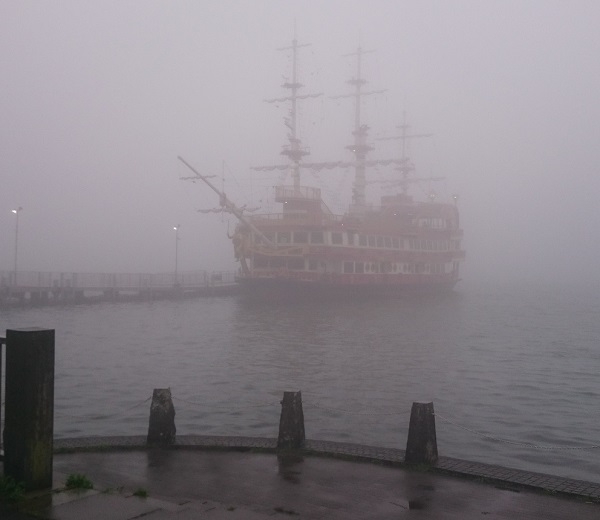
<box><xmin>52</xmin><ymin>434</ymin><xmax>600</xmax><ymax>502</ymax></box>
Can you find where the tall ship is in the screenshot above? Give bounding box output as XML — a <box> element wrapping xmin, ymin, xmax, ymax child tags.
<box><xmin>180</xmin><ymin>37</ymin><xmax>465</xmax><ymax>297</ymax></box>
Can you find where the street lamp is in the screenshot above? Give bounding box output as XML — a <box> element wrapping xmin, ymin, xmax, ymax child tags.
<box><xmin>173</xmin><ymin>225</ymin><xmax>180</xmax><ymax>286</ymax></box>
<box><xmin>12</xmin><ymin>207</ymin><xmax>23</xmax><ymax>286</ymax></box>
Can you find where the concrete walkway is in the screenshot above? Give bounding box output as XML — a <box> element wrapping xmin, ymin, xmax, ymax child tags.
<box><xmin>2</xmin><ymin>436</ymin><xmax>599</xmax><ymax>519</ymax></box>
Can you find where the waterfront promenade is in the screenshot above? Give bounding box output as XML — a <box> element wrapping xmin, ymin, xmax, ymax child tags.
<box><xmin>2</xmin><ymin>435</ymin><xmax>599</xmax><ymax>519</ymax></box>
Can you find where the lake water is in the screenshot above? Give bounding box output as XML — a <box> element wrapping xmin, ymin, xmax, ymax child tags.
<box><xmin>1</xmin><ymin>279</ymin><xmax>599</xmax><ymax>482</ymax></box>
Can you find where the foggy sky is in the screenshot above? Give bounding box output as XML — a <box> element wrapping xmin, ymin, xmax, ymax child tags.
<box><xmin>2</xmin><ymin>0</ymin><xmax>600</xmax><ymax>285</ymax></box>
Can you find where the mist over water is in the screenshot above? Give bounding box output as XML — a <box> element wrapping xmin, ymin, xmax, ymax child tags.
<box><xmin>2</xmin><ymin>280</ymin><xmax>599</xmax><ymax>482</ymax></box>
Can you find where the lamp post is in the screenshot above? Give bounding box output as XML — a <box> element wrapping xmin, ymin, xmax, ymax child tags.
<box><xmin>173</xmin><ymin>225</ymin><xmax>180</xmax><ymax>286</ymax></box>
<box><xmin>11</xmin><ymin>207</ymin><xmax>23</xmax><ymax>286</ymax></box>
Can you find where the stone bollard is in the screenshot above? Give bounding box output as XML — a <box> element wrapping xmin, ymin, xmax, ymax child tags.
<box><xmin>405</xmin><ymin>401</ymin><xmax>438</xmax><ymax>465</ymax></box>
<box><xmin>147</xmin><ymin>388</ymin><xmax>176</xmax><ymax>446</ymax></box>
<box><xmin>277</xmin><ymin>391</ymin><xmax>305</xmax><ymax>450</ymax></box>
<box><xmin>4</xmin><ymin>328</ymin><xmax>55</xmax><ymax>490</ymax></box>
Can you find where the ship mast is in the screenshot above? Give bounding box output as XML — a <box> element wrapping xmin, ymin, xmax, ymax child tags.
<box><xmin>377</xmin><ymin>111</ymin><xmax>435</xmax><ymax>196</ymax></box>
<box><xmin>259</xmin><ymin>32</ymin><xmax>322</xmax><ymax>190</ymax></box>
<box><xmin>333</xmin><ymin>47</ymin><xmax>386</xmax><ymax>215</ymax></box>
<box><xmin>396</xmin><ymin>112</ymin><xmax>433</xmax><ymax>195</ymax></box>
<box><xmin>282</xmin><ymin>37</ymin><xmax>306</xmax><ymax>190</ymax></box>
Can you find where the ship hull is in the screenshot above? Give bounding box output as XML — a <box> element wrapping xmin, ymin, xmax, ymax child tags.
<box><xmin>236</xmin><ymin>274</ymin><xmax>459</xmax><ymax>301</ymax></box>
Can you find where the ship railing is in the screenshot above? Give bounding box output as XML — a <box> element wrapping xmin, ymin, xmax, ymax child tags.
<box><xmin>280</xmin><ymin>144</ymin><xmax>311</xmax><ymax>155</ymax></box>
<box><xmin>275</xmin><ymin>185</ymin><xmax>322</xmax><ymax>201</ymax></box>
<box><xmin>250</xmin><ymin>212</ymin><xmax>343</xmax><ymax>225</ymax></box>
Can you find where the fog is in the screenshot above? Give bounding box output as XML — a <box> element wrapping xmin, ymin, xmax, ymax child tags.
<box><xmin>2</xmin><ymin>0</ymin><xmax>599</xmax><ymax>285</ymax></box>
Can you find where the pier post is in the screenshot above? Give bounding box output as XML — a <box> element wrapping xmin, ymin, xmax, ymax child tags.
<box><xmin>405</xmin><ymin>401</ymin><xmax>438</xmax><ymax>465</ymax></box>
<box><xmin>147</xmin><ymin>388</ymin><xmax>176</xmax><ymax>446</ymax></box>
<box><xmin>0</xmin><ymin>335</ymin><xmax>4</xmax><ymax>452</ymax></box>
<box><xmin>277</xmin><ymin>391</ymin><xmax>305</xmax><ymax>450</ymax></box>
<box><xmin>3</xmin><ymin>328</ymin><xmax>55</xmax><ymax>490</ymax></box>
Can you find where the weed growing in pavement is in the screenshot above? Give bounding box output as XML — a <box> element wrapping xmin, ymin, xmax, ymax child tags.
<box><xmin>65</xmin><ymin>474</ymin><xmax>93</xmax><ymax>490</ymax></box>
<box><xmin>0</xmin><ymin>476</ymin><xmax>24</xmax><ymax>503</ymax></box>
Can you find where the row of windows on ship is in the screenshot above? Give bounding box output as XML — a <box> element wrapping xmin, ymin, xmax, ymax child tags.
<box><xmin>258</xmin><ymin>231</ymin><xmax>461</xmax><ymax>251</ymax></box>
<box><xmin>253</xmin><ymin>256</ymin><xmax>457</xmax><ymax>275</ymax></box>
<box><xmin>342</xmin><ymin>262</ymin><xmax>452</xmax><ymax>275</ymax></box>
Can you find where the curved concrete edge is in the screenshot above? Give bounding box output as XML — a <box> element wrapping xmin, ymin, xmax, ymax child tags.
<box><xmin>52</xmin><ymin>435</ymin><xmax>600</xmax><ymax>502</ymax></box>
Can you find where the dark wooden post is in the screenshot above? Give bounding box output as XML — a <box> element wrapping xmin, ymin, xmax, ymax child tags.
<box><xmin>277</xmin><ymin>391</ymin><xmax>305</xmax><ymax>450</ymax></box>
<box><xmin>405</xmin><ymin>401</ymin><xmax>438</xmax><ymax>465</ymax></box>
<box><xmin>147</xmin><ymin>388</ymin><xmax>176</xmax><ymax>445</ymax></box>
<box><xmin>4</xmin><ymin>328</ymin><xmax>55</xmax><ymax>490</ymax></box>
<box><xmin>0</xmin><ymin>335</ymin><xmax>4</xmax><ymax>454</ymax></box>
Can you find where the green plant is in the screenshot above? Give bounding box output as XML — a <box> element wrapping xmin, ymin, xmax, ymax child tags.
<box><xmin>0</xmin><ymin>476</ymin><xmax>25</xmax><ymax>503</ymax></box>
<box><xmin>133</xmin><ymin>488</ymin><xmax>148</xmax><ymax>498</ymax></box>
<box><xmin>65</xmin><ymin>473</ymin><xmax>93</xmax><ymax>490</ymax></box>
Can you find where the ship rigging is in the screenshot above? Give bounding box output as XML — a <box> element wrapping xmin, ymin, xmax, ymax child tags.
<box><xmin>180</xmin><ymin>35</ymin><xmax>465</xmax><ymax>297</ymax></box>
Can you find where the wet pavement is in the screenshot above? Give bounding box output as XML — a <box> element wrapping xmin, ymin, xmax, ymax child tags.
<box><xmin>2</xmin><ymin>437</ymin><xmax>599</xmax><ymax>519</ymax></box>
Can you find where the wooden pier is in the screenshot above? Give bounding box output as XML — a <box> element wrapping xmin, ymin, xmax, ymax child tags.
<box><xmin>0</xmin><ymin>269</ymin><xmax>238</xmax><ymax>306</ymax></box>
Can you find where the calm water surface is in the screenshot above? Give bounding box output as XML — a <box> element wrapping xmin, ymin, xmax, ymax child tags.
<box><xmin>2</xmin><ymin>280</ymin><xmax>599</xmax><ymax>482</ymax></box>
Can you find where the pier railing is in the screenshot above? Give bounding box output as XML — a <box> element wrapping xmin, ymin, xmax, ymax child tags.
<box><xmin>0</xmin><ymin>269</ymin><xmax>235</xmax><ymax>290</ymax></box>
<box><xmin>0</xmin><ymin>269</ymin><xmax>238</xmax><ymax>305</ymax></box>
